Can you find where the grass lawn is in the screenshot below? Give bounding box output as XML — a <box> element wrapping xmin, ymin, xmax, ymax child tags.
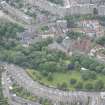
<box><xmin>26</xmin><ymin>69</ymin><xmax>105</xmax><ymax>91</ymax></box>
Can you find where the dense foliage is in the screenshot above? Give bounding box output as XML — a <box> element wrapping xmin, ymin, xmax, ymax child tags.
<box><xmin>71</xmin><ymin>54</ymin><xmax>105</xmax><ymax>74</ymax></box>
<box><xmin>66</xmin><ymin>31</ymin><xmax>84</xmax><ymax>39</ymax></box>
<box><xmin>48</xmin><ymin>0</ymin><xmax>64</xmax><ymax>5</ymax></box>
<box><xmin>0</xmin><ymin>22</ymin><xmax>24</xmax><ymax>48</ymax></box>
<box><xmin>96</xmin><ymin>36</ymin><xmax>105</xmax><ymax>46</ymax></box>
<box><xmin>0</xmin><ymin>21</ymin><xmax>105</xmax><ymax>91</ymax></box>
<box><xmin>0</xmin><ymin>38</ymin><xmax>67</xmax><ymax>73</ymax></box>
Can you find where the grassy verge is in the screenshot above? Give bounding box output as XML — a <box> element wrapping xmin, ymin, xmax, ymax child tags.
<box><xmin>12</xmin><ymin>84</ymin><xmax>37</xmax><ymax>101</ymax></box>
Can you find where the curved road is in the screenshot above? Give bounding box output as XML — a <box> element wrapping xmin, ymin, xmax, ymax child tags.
<box><xmin>4</xmin><ymin>64</ymin><xmax>105</xmax><ymax>105</ymax></box>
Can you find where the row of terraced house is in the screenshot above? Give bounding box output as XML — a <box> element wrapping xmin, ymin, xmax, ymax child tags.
<box><xmin>23</xmin><ymin>0</ymin><xmax>105</xmax><ymax>17</ymax></box>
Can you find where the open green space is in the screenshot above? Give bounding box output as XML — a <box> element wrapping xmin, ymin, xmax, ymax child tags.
<box><xmin>0</xmin><ymin>17</ymin><xmax>105</xmax><ymax>92</ymax></box>
<box><xmin>27</xmin><ymin>68</ymin><xmax>105</xmax><ymax>91</ymax></box>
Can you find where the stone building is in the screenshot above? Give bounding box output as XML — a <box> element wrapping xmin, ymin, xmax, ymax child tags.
<box><xmin>1</xmin><ymin>0</ymin><xmax>105</xmax><ymax>18</ymax></box>
<box><xmin>66</xmin><ymin>4</ymin><xmax>95</xmax><ymax>16</ymax></box>
<box><xmin>98</xmin><ymin>5</ymin><xmax>105</xmax><ymax>16</ymax></box>
<box><xmin>0</xmin><ymin>1</ymin><xmax>32</xmax><ymax>24</ymax></box>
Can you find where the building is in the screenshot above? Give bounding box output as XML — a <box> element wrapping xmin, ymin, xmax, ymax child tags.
<box><xmin>98</xmin><ymin>5</ymin><xmax>105</xmax><ymax>16</ymax></box>
<box><xmin>0</xmin><ymin>1</ymin><xmax>33</xmax><ymax>24</ymax></box>
<box><xmin>78</xmin><ymin>20</ymin><xmax>104</xmax><ymax>38</ymax></box>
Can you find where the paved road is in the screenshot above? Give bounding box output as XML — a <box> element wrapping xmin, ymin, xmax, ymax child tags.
<box><xmin>1</xmin><ymin>70</ymin><xmax>42</xmax><ymax>105</ymax></box>
<box><xmin>11</xmin><ymin>95</ymin><xmax>41</xmax><ymax>105</ymax></box>
<box><xmin>5</xmin><ymin>64</ymin><xmax>105</xmax><ymax>105</ymax></box>
<box><xmin>1</xmin><ymin>71</ymin><xmax>21</xmax><ymax>105</ymax></box>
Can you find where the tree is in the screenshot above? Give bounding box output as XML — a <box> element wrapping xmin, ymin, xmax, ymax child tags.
<box><xmin>96</xmin><ymin>36</ymin><xmax>105</xmax><ymax>46</ymax></box>
<box><xmin>95</xmin><ymin>66</ymin><xmax>103</xmax><ymax>73</ymax></box>
<box><xmin>67</xmin><ymin>64</ymin><xmax>75</xmax><ymax>70</ymax></box>
<box><xmin>75</xmin><ymin>82</ymin><xmax>83</xmax><ymax>90</ymax></box>
<box><xmin>13</xmin><ymin>52</ymin><xmax>26</xmax><ymax>65</ymax></box>
<box><xmin>70</xmin><ymin>78</ymin><xmax>77</xmax><ymax>85</ymax></box>
<box><xmin>39</xmin><ymin>62</ymin><xmax>57</xmax><ymax>72</ymax></box>
<box><xmin>66</xmin><ymin>31</ymin><xmax>83</xmax><ymax>40</ymax></box>
<box><xmin>94</xmin><ymin>80</ymin><xmax>104</xmax><ymax>91</ymax></box>
<box><xmin>41</xmin><ymin>70</ymin><xmax>48</xmax><ymax>76</ymax></box>
<box><xmin>57</xmin><ymin>82</ymin><xmax>68</xmax><ymax>90</ymax></box>
<box><xmin>74</xmin><ymin>61</ymin><xmax>81</xmax><ymax>70</ymax></box>
<box><xmin>56</xmin><ymin>36</ymin><xmax>63</xmax><ymax>43</ymax></box>
<box><xmin>47</xmin><ymin>72</ymin><xmax>53</xmax><ymax>81</ymax></box>
<box><xmin>102</xmin><ymin>68</ymin><xmax>105</xmax><ymax>75</ymax></box>
<box><xmin>85</xmin><ymin>83</ymin><xmax>93</xmax><ymax>90</ymax></box>
<box><xmin>81</xmin><ymin>70</ymin><xmax>97</xmax><ymax>80</ymax></box>
<box><xmin>48</xmin><ymin>0</ymin><xmax>64</xmax><ymax>6</ymax></box>
<box><xmin>81</xmin><ymin>59</ymin><xmax>92</xmax><ymax>69</ymax></box>
<box><xmin>89</xmin><ymin>63</ymin><xmax>98</xmax><ymax>71</ymax></box>
<box><xmin>93</xmin><ymin>8</ymin><xmax>98</xmax><ymax>15</ymax></box>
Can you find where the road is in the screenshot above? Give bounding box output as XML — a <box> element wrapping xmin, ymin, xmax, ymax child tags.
<box><xmin>11</xmin><ymin>95</ymin><xmax>41</xmax><ymax>105</ymax></box>
<box><xmin>1</xmin><ymin>70</ymin><xmax>42</xmax><ymax>105</ymax></box>
<box><xmin>5</xmin><ymin>64</ymin><xmax>105</xmax><ymax>105</ymax></box>
<box><xmin>1</xmin><ymin>71</ymin><xmax>21</xmax><ymax>105</ymax></box>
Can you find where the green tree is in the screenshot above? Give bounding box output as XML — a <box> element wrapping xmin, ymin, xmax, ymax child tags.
<box><xmin>58</xmin><ymin>82</ymin><xmax>68</xmax><ymax>90</ymax></box>
<box><xmin>81</xmin><ymin>70</ymin><xmax>97</xmax><ymax>80</ymax></box>
<box><xmin>102</xmin><ymin>68</ymin><xmax>105</xmax><ymax>75</ymax></box>
<box><xmin>74</xmin><ymin>61</ymin><xmax>81</xmax><ymax>70</ymax></box>
<box><xmin>56</xmin><ymin>36</ymin><xmax>63</xmax><ymax>43</ymax></box>
<box><xmin>75</xmin><ymin>82</ymin><xmax>83</xmax><ymax>90</ymax></box>
<box><xmin>95</xmin><ymin>65</ymin><xmax>104</xmax><ymax>73</ymax></box>
<box><xmin>96</xmin><ymin>36</ymin><xmax>105</xmax><ymax>46</ymax></box>
<box><xmin>70</xmin><ymin>78</ymin><xmax>77</xmax><ymax>85</ymax></box>
<box><xmin>47</xmin><ymin>72</ymin><xmax>53</xmax><ymax>81</ymax></box>
<box><xmin>94</xmin><ymin>80</ymin><xmax>104</xmax><ymax>91</ymax></box>
<box><xmin>84</xmin><ymin>83</ymin><xmax>93</xmax><ymax>90</ymax></box>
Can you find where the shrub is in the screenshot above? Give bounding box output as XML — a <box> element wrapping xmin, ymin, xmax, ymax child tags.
<box><xmin>70</xmin><ymin>78</ymin><xmax>77</xmax><ymax>85</ymax></box>
<box><xmin>47</xmin><ymin>72</ymin><xmax>53</xmax><ymax>81</ymax></box>
<box><xmin>94</xmin><ymin>80</ymin><xmax>104</xmax><ymax>91</ymax></box>
<box><xmin>75</xmin><ymin>82</ymin><xmax>83</xmax><ymax>90</ymax></box>
<box><xmin>84</xmin><ymin>83</ymin><xmax>93</xmax><ymax>91</ymax></box>
<box><xmin>81</xmin><ymin>70</ymin><xmax>97</xmax><ymax>80</ymax></box>
<box><xmin>68</xmin><ymin>64</ymin><xmax>75</xmax><ymax>70</ymax></box>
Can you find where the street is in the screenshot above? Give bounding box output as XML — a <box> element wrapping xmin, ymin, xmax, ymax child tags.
<box><xmin>5</xmin><ymin>64</ymin><xmax>105</xmax><ymax>105</ymax></box>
